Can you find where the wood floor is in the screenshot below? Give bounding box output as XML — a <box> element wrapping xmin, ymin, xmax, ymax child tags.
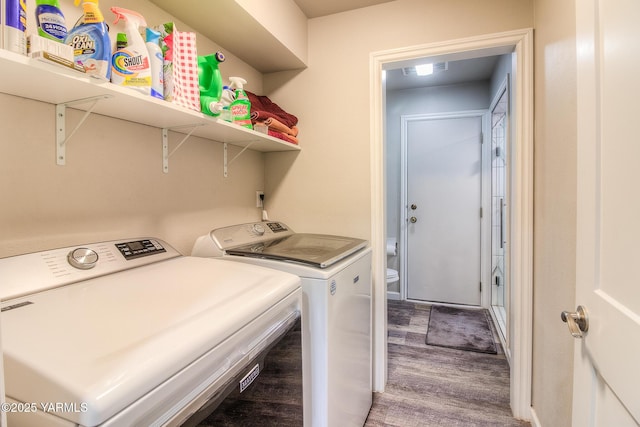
<box><xmin>365</xmin><ymin>300</ymin><xmax>531</xmax><ymax>427</ymax></box>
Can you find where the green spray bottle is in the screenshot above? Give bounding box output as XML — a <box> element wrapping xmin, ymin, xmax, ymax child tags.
<box><xmin>197</xmin><ymin>51</ymin><xmax>225</xmax><ymax>116</ymax></box>
<box><xmin>229</xmin><ymin>77</ymin><xmax>252</xmax><ymax>129</ymax></box>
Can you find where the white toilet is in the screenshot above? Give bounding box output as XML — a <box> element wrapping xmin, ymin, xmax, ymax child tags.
<box><xmin>387</xmin><ymin>268</ymin><xmax>399</xmax><ymax>287</ymax></box>
<box><xmin>386</xmin><ymin>237</ymin><xmax>400</xmax><ymax>299</ymax></box>
<box><xmin>386</xmin><ymin>268</ymin><xmax>400</xmax><ymax>300</ymax></box>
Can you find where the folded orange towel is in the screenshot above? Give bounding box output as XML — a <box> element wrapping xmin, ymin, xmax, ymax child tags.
<box><xmin>263</xmin><ymin>117</ymin><xmax>298</xmax><ymax>137</ymax></box>
<box><xmin>268</xmin><ymin>129</ymin><xmax>299</xmax><ymax>145</ymax></box>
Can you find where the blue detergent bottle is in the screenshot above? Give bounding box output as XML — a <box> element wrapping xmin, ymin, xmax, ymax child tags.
<box><xmin>35</xmin><ymin>0</ymin><xmax>67</xmax><ymax>42</ymax></box>
<box><xmin>198</xmin><ymin>51</ymin><xmax>226</xmax><ymax>116</ymax></box>
<box><xmin>65</xmin><ymin>0</ymin><xmax>111</xmax><ymax>79</ymax></box>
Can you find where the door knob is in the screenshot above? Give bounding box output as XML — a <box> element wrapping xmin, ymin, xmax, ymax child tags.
<box><xmin>561</xmin><ymin>305</ymin><xmax>589</xmax><ymax>338</ymax></box>
<box><xmin>410</xmin><ymin>216</ymin><xmax>417</xmax><ymax>223</ymax></box>
<box><xmin>411</xmin><ymin>204</ymin><xmax>417</xmax><ymax>210</ymax></box>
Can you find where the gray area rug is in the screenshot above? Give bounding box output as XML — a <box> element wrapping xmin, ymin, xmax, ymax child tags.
<box><xmin>426</xmin><ymin>305</ymin><xmax>497</xmax><ymax>354</ymax></box>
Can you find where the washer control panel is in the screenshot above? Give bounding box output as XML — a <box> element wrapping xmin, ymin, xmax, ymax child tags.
<box><xmin>115</xmin><ymin>239</ymin><xmax>166</xmax><ymax>260</ymax></box>
<box><xmin>209</xmin><ymin>222</ymin><xmax>293</xmax><ymax>251</ymax></box>
<box><xmin>0</xmin><ymin>238</ymin><xmax>180</xmax><ymax>302</ymax></box>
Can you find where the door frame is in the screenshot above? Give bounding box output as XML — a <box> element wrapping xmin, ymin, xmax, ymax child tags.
<box><xmin>369</xmin><ymin>28</ymin><xmax>534</xmax><ymax>420</ymax></box>
<box><xmin>400</xmin><ymin>111</ymin><xmax>490</xmax><ymax>306</ymax></box>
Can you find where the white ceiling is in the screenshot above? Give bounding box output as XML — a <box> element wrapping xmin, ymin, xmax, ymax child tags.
<box><xmin>293</xmin><ymin>0</ymin><xmax>395</xmax><ymax>18</ymax></box>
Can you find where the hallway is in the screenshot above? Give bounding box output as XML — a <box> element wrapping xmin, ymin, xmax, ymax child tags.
<box><xmin>365</xmin><ymin>300</ymin><xmax>530</xmax><ymax>427</ymax></box>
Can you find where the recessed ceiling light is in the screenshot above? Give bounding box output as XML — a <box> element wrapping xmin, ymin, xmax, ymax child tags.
<box><xmin>401</xmin><ymin>62</ymin><xmax>448</xmax><ymax>77</ymax></box>
<box><xmin>415</xmin><ymin>63</ymin><xmax>434</xmax><ymax>76</ymax></box>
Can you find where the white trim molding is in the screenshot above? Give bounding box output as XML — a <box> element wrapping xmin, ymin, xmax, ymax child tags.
<box><xmin>370</xmin><ymin>28</ymin><xmax>534</xmax><ymax>420</ymax></box>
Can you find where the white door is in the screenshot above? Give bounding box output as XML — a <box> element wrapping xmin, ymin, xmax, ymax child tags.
<box><xmin>571</xmin><ymin>0</ymin><xmax>640</xmax><ymax>425</ymax></box>
<box><xmin>405</xmin><ymin>114</ymin><xmax>482</xmax><ymax>305</ymax></box>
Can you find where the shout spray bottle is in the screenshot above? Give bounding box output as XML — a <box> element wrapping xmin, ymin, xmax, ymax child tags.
<box><xmin>110</xmin><ymin>7</ymin><xmax>151</xmax><ymax>95</ymax></box>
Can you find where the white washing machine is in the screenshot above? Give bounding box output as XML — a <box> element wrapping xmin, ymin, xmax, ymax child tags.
<box><xmin>0</xmin><ymin>237</ymin><xmax>303</xmax><ymax>426</ymax></box>
<box><xmin>192</xmin><ymin>221</ymin><xmax>373</xmax><ymax>427</ymax></box>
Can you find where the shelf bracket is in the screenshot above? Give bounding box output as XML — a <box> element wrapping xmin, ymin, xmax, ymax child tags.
<box><xmin>162</xmin><ymin>124</ymin><xmax>205</xmax><ymax>173</ymax></box>
<box><xmin>224</xmin><ymin>142</ymin><xmax>255</xmax><ymax>178</ymax></box>
<box><xmin>56</xmin><ymin>95</ymin><xmax>113</xmax><ymax>166</ymax></box>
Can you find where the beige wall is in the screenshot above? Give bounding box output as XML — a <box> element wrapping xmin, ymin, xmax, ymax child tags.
<box><xmin>1</xmin><ymin>0</ymin><xmax>266</xmax><ymax>257</ymax></box>
<box><xmin>532</xmin><ymin>0</ymin><xmax>577</xmax><ymax>425</ymax></box>
<box><xmin>263</xmin><ymin>0</ymin><xmax>533</xmax><ymax>239</ymax></box>
<box><xmin>0</xmin><ymin>95</ymin><xmax>265</xmax><ymax>257</ymax></box>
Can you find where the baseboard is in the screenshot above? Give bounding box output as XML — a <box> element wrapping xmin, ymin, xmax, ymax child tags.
<box><xmin>387</xmin><ymin>291</ymin><xmax>400</xmax><ymax>300</ymax></box>
<box><xmin>529</xmin><ymin>407</ymin><xmax>542</xmax><ymax>427</ymax></box>
<box><xmin>487</xmin><ymin>307</ymin><xmax>511</xmax><ymax>364</ymax></box>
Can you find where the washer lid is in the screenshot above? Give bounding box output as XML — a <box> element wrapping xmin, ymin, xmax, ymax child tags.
<box><xmin>1</xmin><ymin>257</ymin><xmax>300</xmax><ymax>426</ymax></box>
<box><xmin>226</xmin><ymin>233</ymin><xmax>368</xmax><ymax>268</ymax></box>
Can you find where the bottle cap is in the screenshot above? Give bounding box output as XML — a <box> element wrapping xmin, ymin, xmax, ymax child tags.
<box><xmin>116</xmin><ymin>33</ymin><xmax>127</xmax><ymax>49</ymax></box>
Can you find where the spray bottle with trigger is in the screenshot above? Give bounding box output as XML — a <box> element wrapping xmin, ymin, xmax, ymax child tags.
<box><xmin>229</xmin><ymin>77</ymin><xmax>253</xmax><ymax>130</ymax></box>
<box><xmin>110</xmin><ymin>7</ymin><xmax>151</xmax><ymax>95</ymax></box>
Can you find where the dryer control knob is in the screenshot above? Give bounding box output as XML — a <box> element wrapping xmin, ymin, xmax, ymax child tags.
<box><xmin>252</xmin><ymin>224</ymin><xmax>266</xmax><ymax>235</ymax></box>
<box><xmin>67</xmin><ymin>248</ymin><xmax>99</xmax><ymax>270</ymax></box>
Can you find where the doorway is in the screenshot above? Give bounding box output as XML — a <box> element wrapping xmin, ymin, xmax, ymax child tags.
<box><xmin>402</xmin><ymin>112</ymin><xmax>484</xmax><ymax>305</ymax></box>
<box><xmin>370</xmin><ymin>29</ymin><xmax>533</xmax><ymax>420</ymax></box>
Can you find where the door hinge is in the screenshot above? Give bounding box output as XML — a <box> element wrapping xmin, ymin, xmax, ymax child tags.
<box><xmin>480</xmin><ymin>207</ymin><xmax>483</xmax><ymax>218</ymax></box>
<box><xmin>480</xmin><ymin>282</ymin><xmax>482</xmax><ymax>292</ymax></box>
<box><xmin>480</xmin><ymin>133</ymin><xmax>484</xmax><ymax>144</ymax></box>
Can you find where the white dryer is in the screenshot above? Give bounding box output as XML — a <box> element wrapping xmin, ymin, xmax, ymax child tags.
<box><xmin>192</xmin><ymin>222</ymin><xmax>373</xmax><ymax>427</ymax></box>
<box><xmin>0</xmin><ymin>237</ymin><xmax>302</xmax><ymax>426</ymax></box>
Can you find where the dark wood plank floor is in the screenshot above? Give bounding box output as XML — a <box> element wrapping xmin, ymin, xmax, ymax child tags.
<box><xmin>365</xmin><ymin>300</ymin><xmax>531</xmax><ymax>427</ymax></box>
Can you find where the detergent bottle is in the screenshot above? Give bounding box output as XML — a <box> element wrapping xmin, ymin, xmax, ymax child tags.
<box><xmin>5</xmin><ymin>0</ymin><xmax>27</xmax><ymax>54</ymax></box>
<box><xmin>35</xmin><ymin>0</ymin><xmax>67</xmax><ymax>42</ymax></box>
<box><xmin>220</xmin><ymin>85</ymin><xmax>235</xmax><ymax>107</ymax></box>
<box><xmin>197</xmin><ymin>51</ymin><xmax>225</xmax><ymax>116</ymax></box>
<box><xmin>229</xmin><ymin>77</ymin><xmax>252</xmax><ymax>129</ymax></box>
<box><xmin>146</xmin><ymin>28</ymin><xmax>163</xmax><ymax>99</ymax></box>
<box><xmin>65</xmin><ymin>0</ymin><xmax>111</xmax><ymax>79</ymax></box>
<box><xmin>216</xmin><ymin>85</ymin><xmax>235</xmax><ymax>121</ymax></box>
<box><xmin>110</xmin><ymin>7</ymin><xmax>151</xmax><ymax>95</ymax></box>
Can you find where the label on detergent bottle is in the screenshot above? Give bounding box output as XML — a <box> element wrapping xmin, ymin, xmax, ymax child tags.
<box><xmin>231</xmin><ymin>103</ymin><xmax>252</xmax><ymax>128</ymax></box>
<box><xmin>111</xmin><ymin>50</ymin><xmax>151</xmax><ymax>87</ymax></box>
<box><xmin>69</xmin><ymin>32</ymin><xmax>96</xmax><ymax>57</ymax></box>
<box><xmin>67</xmin><ymin>27</ymin><xmax>110</xmax><ymax>77</ymax></box>
<box><xmin>83</xmin><ymin>8</ymin><xmax>101</xmax><ymax>24</ymax></box>
<box><xmin>36</xmin><ymin>5</ymin><xmax>67</xmax><ymax>41</ymax></box>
